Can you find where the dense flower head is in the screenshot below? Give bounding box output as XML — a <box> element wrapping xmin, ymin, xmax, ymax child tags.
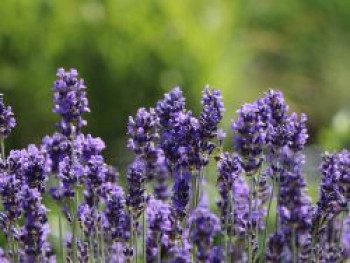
<box><xmin>153</xmin><ymin>157</ymin><xmax>171</xmax><ymax>201</ymax></box>
<box><xmin>6</xmin><ymin>149</ymin><xmax>27</xmax><ymax>177</ymax></box>
<box><xmin>0</xmin><ymin>173</ymin><xmax>23</xmax><ymax>223</ymax></box>
<box><xmin>287</xmin><ymin>113</ymin><xmax>308</xmax><ymax>152</ymax></box>
<box><xmin>337</xmin><ymin>149</ymin><xmax>350</xmax><ymax>201</ymax></box>
<box><xmin>199</xmin><ymin>87</ymin><xmax>224</xmax><ymax>147</ymax></box>
<box><xmin>156</xmin><ymin>86</ymin><xmax>186</xmax><ymax>129</ymax></box>
<box><xmin>266</xmin><ymin>232</ymin><xmax>286</xmax><ymax>263</ymax></box>
<box><xmin>232</xmin><ymin>176</ymin><xmax>266</xmax><ymax>237</ymax></box>
<box><xmin>75</xmin><ymin>134</ymin><xmax>106</xmax><ymax>163</ymax></box>
<box><xmin>126</xmin><ymin>158</ymin><xmax>146</xmax><ymax>219</ymax></box>
<box><xmin>217</xmin><ymin>152</ymin><xmax>242</xmax><ymax>227</ymax></box>
<box><xmin>342</xmin><ymin>216</ymin><xmax>350</xmax><ymax>259</ymax></box>
<box><xmin>146</xmin><ymin>198</ymin><xmax>173</xmax><ymax>262</ymax></box>
<box><xmin>188</xmin><ymin>206</ymin><xmax>221</xmax><ymax>261</ymax></box>
<box><xmin>232</xmin><ymin>103</ymin><xmax>266</xmax><ymax>174</ymax></box>
<box><xmin>0</xmin><ymin>94</ymin><xmax>16</xmax><ymax>139</ymax></box>
<box><xmin>217</xmin><ymin>152</ymin><xmax>242</xmax><ymax>191</ymax></box>
<box><xmin>53</xmin><ymin>68</ymin><xmax>90</xmax><ymax>136</ymax></box>
<box><xmin>23</xmin><ymin>145</ymin><xmax>49</xmax><ymax>193</ymax></box>
<box><xmin>77</xmin><ymin>204</ymin><xmax>100</xmax><ymax>237</ymax></box>
<box><xmin>314</xmin><ymin>151</ymin><xmax>348</xmax><ymax>229</ymax></box>
<box><xmin>103</xmin><ymin>185</ymin><xmax>129</xmax><ymax>242</ymax></box>
<box><xmin>56</xmin><ymin>156</ymin><xmax>85</xmax><ymax>198</ymax></box>
<box><xmin>260</xmin><ymin>90</ymin><xmax>289</xmax><ymax>126</ymax></box>
<box><xmin>172</xmin><ymin>170</ymin><xmax>190</xmax><ymax>221</ymax></box>
<box><xmin>278</xmin><ymin>148</ymin><xmax>313</xmax><ymax>261</ymax></box>
<box><xmin>127</xmin><ymin>107</ymin><xmax>159</xmax><ymax>155</ymax></box>
<box><xmin>42</xmin><ymin>133</ymin><xmax>71</xmax><ymax>173</ymax></box>
<box><xmin>209</xmin><ymin>246</ymin><xmax>225</xmax><ymax>263</ymax></box>
<box><xmin>20</xmin><ymin>187</ymin><xmax>52</xmax><ymax>260</ymax></box>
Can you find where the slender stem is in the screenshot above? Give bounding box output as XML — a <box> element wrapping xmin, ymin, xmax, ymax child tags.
<box><xmin>228</xmin><ymin>191</ymin><xmax>233</xmax><ymax>262</ymax></box>
<box><xmin>0</xmin><ymin>137</ymin><xmax>5</xmax><ymax>161</ymax></box>
<box><xmin>135</xmin><ymin>230</ymin><xmax>138</xmax><ymax>263</ymax></box>
<box><xmin>58</xmin><ymin>211</ymin><xmax>64</xmax><ymax>263</ymax></box>
<box><xmin>101</xmin><ymin>220</ymin><xmax>105</xmax><ymax>263</ymax></box>
<box><xmin>191</xmin><ymin>172</ymin><xmax>197</xmax><ymax>209</ymax></box>
<box><xmin>157</xmin><ymin>233</ymin><xmax>161</xmax><ymax>263</ymax></box>
<box><xmin>275</xmin><ymin>177</ymin><xmax>280</xmax><ymax>233</ymax></box>
<box><xmin>9</xmin><ymin>225</ymin><xmax>16</xmax><ymax>263</ymax></box>
<box><xmin>72</xmin><ymin>191</ymin><xmax>79</xmax><ymax>263</ymax></box>
<box><xmin>262</xmin><ymin>178</ymin><xmax>275</xmax><ymax>259</ymax></box>
<box><xmin>143</xmin><ymin>208</ymin><xmax>146</xmax><ymax>263</ymax></box>
<box><xmin>248</xmin><ymin>176</ymin><xmax>254</xmax><ymax>263</ymax></box>
<box><xmin>291</xmin><ymin>226</ymin><xmax>297</xmax><ymax>263</ymax></box>
<box><xmin>224</xmin><ymin>210</ymin><xmax>228</xmax><ymax>261</ymax></box>
<box><xmin>89</xmin><ymin>234</ymin><xmax>95</xmax><ymax>263</ymax></box>
<box><xmin>128</xmin><ymin>213</ymin><xmax>133</xmax><ymax>263</ymax></box>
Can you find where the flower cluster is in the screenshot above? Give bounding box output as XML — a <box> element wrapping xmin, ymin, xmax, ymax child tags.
<box><xmin>53</xmin><ymin>68</ymin><xmax>90</xmax><ymax>136</ymax></box>
<box><xmin>0</xmin><ymin>69</ymin><xmax>349</xmax><ymax>263</ymax></box>
<box><xmin>0</xmin><ymin>94</ymin><xmax>16</xmax><ymax>139</ymax></box>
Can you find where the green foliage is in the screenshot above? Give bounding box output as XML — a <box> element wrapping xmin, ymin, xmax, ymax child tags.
<box><xmin>0</xmin><ymin>0</ymin><xmax>349</xmax><ymax>164</ymax></box>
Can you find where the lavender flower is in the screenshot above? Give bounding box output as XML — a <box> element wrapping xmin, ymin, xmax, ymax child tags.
<box><xmin>126</xmin><ymin>158</ymin><xmax>146</xmax><ymax>221</ymax></box>
<box><xmin>278</xmin><ymin>149</ymin><xmax>313</xmax><ymax>261</ymax></box>
<box><xmin>314</xmin><ymin>152</ymin><xmax>348</xmax><ymax>231</ymax></box>
<box><xmin>0</xmin><ymin>94</ymin><xmax>16</xmax><ymax>139</ymax></box>
<box><xmin>216</xmin><ymin>152</ymin><xmax>242</xmax><ymax>228</ymax></box>
<box><xmin>53</xmin><ymin>68</ymin><xmax>90</xmax><ymax>136</ymax></box>
<box><xmin>199</xmin><ymin>87</ymin><xmax>224</xmax><ymax>161</ymax></box>
<box><xmin>42</xmin><ymin>133</ymin><xmax>71</xmax><ymax>173</ymax></box>
<box><xmin>232</xmin><ymin>103</ymin><xmax>266</xmax><ymax>174</ymax></box>
<box><xmin>342</xmin><ymin>216</ymin><xmax>350</xmax><ymax>259</ymax></box>
<box><xmin>75</xmin><ymin>134</ymin><xmax>106</xmax><ymax>163</ymax></box>
<box><xmin>156</xmin><ymin>87</ymin><xmax>185</xmax><ymax>129</ymax></box>
<box><xmin>153</xmin><ymin>156</ymin><xmax>171</xmax><ymax>201</ymax></box>
<box><xmin>22</xmin><ymin>145</ymin><xmax>49</xmax><ymax>193</ymax></box>
<box><xmin>146</xmin><ymin>198</ymin><xmax>172</xmax><ymax>262</ymax></box>
<box><xmin>265</xmin><ymin>232</ymin><xmax>286</xmax><ymax>263</ymax></box>
<box><xmin>20</xmin><ymin>187</ymin><xmax>52</xmax><ymax>261</ymax></box>
<box><xmin>188</xmin><ymin>206</ymin><xmax>221</xmax><ymax>262</ymax></box>
<box><xmin>0</xmin><ymin>173</ymin><xmax>23</xmax><ymax>227</ymax></box>
<box><xmin>103</xmin><ymin>185</ymin><xmax>129</xmax><ymax>242</ymax></box>
<box><xmin>56</xmin><ymin>156</ymin><xmax>85</xmax><ymax>199</ymax></box>
<box><xmin>172</xmin><ymin>170</ymin><xmax>190</xmax><ymax>221</ymax></box>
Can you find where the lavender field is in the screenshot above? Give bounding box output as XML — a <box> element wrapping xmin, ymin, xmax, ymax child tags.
<box><xmin>0</xmin><ymin>68</ymin><xmax>348</xmax><ymax>262</ymax></box>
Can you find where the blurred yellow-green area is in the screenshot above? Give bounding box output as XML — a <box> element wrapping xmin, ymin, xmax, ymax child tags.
<box><xmin>1</xmin><ymin>0</ymin><xmax>350</xmax><ymax>166</ymax></box>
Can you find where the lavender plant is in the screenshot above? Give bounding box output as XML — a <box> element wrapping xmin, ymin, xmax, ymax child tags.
<box><xmin>0</xmin><ymin>68</ymin><xmax>349</xmax><ymax>263</ymax></box>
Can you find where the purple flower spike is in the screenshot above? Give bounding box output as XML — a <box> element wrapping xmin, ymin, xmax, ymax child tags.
<box><xmin>188</xmin><ymin>206</ymin><xmax>221</xmax><ymax>262</ymax></box>
<box><xmin>199</xmin><ymin>87</ymin><xmax>225</xmax><ymax>152</ymax></box>
<box><xmin>103</xmin><ymin>185</ymin><xmax>129</xmax><ymax>242</ymax></box>
<box><xmin>20</xmin><ymin>187</ymin><xmax>52</xmax><ymax>261</ymax></box>
<box><xmin>53</xmin><ymin>68</ymin><xmax>90</xmax><ymax>136</ymax></box>
<box><xmin>156</xmin><ymin>87</ymin><xmax>186</xmax><ymax>129</ymax></box>
<box><xmin>232</xmin><ymin>103</ymin><xmax>266</xmax><ymax>174</ymax></box>
<box><xmin>126</xmin><ymin>158</ymin><xmax>146</xmax><ymax>220</ymax></box>
<box><xmin>0</xmin><ymin>94</ymin><xmax>16</xmax><ymax>139</ymax></box>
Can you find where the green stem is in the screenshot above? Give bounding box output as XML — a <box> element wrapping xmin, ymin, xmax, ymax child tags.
<box><xmin>143</xmin><ymin>208</ymin><xmax>146</xmax><ymax>263</ymax></box>
<box><xmin>101</xmin><ymin>220</ymin><xmax>105</xmax><ymax>263</ymax></box>
<box><xmin>291</xmin><ymin>226</ymin><xmax>297</xmax><ymax>263</ymax></box>
<box><xmin>0</xmin><ymin>137</ymin><xmax>5</xmax><ymax>161</ymax></box>
<box><xmin>262</xmin><ymin>178</ymin><xmax>275</xmax><ymax>260</ymax></box>
<box><xmin>134</xmin><ymin>230</ymin><xmax>138</xmax><ymax>263</ymax></box>
<box><xmin>157</xmin><ymin>233</ymin><xmax>161</xmax><ymax>263</ymax></box>
<box><xmin>58</xmin><ymin>211</ymin><xmax>64</xmax><ymax>263</ymax></box>
<box><xmin>128</xmin><ymin>214</ymin><xmax>133</xmax><ymax>263</ymax></box>
<box><xmin>248</xmin><ymin>176</ymin><xmax>254</xmax><ymax>263</ymax></box>
<box><xmin>275</xmin><ymin>177</ymin><xmax>280</xmax><ymax>233</ymax></box>
<box><xmin>72</xmin><ymin>192</ymin><xmax>79</xmax><ymax>263</ymax></box>
<box><xmin>228</xmin><ymin>191</ymin><xmax>233</xmax><ymax>262</ymax></box>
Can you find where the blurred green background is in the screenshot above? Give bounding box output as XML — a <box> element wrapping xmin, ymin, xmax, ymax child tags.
<box><xmin>1</xmin><ymin>0</ymin><xmax>350</xmax><ymax>167</ymax></box>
